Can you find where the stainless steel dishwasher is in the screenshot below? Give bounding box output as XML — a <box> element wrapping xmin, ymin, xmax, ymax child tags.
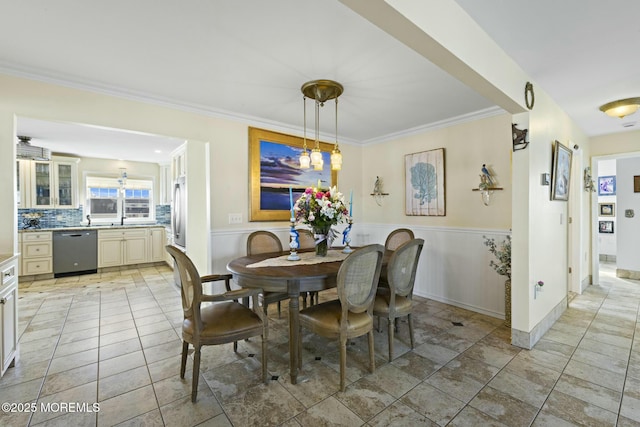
<box><xmin>53</xmin><ymin>230</ymin><xmax>98</xmax><ymax>277</ymax></box>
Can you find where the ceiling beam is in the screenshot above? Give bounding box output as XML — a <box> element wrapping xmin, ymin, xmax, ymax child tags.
<box><xmin>341</xmin><ymin>0</ymin><xmax>528</xmax><ymax>115</ymax></box>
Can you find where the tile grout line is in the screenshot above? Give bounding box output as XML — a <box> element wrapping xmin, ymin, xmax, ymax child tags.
<box><xmin>614</xmin><ymin>290</ymin><xmax>640</xmax><ymax>426</ymax></box>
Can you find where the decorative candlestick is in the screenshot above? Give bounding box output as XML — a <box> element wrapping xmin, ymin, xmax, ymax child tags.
<box><xmin>287</xmin><ymin>218</ymin><xmax>301</xmax><ymax>261</ymax></box>
<box><xmin>342</xmin><ymin>218</ymin><xmax>353</xmax><ymax>254</ymax></box>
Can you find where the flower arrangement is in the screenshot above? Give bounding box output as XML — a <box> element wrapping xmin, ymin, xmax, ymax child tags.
<box><xmin>483</xmin><ymin>234</ymin><xmax>511</xmax><ymax>279</ymax></box>
<box><xmin>294</xmin><ymin>186</ymin><xmax>349</xmax><ymax>255</ymax></box>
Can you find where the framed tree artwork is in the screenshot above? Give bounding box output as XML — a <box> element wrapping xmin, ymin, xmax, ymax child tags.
<box><xmin>405</xmin><ymin>148</ymin><xmax>445</xmax><ymax>216</ymax></box>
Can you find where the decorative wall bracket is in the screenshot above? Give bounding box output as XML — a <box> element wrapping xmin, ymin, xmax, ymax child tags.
<box><xmin>472</xmin><ymin>165</ymin><xmax>502</xmax><ymax>206</ymax></box>
<box><xmin>512</xmin><ymin>124</ymin><xmax>529</xmax><ymax>151</ymax></box>
<box><xmin>370</xmin><ymin>176</ymin><xmax>389</xmax><ymax>206</ymax></box>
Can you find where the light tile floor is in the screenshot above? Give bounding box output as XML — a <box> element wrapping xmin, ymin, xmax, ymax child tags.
<box><xmin>0</xmin><ymin>262</ymin><xmax>638</xmax><ymax>426</ymax></box>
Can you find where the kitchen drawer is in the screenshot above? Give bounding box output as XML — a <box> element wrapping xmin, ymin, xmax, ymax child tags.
<box><xmin>22</xmin><ymin>258</ymin><xmax>52</xmax><ymax>275</ymax></box>
<box><xmin>1</xmin><ymin>264</ymin><xmax>16</xmax><ymax>286</ymax></box>
<box><xmin>23</xmin><ymin>241</ymin><xmax>52</xmax><ymax>258</ymax></box>
<box><xmin>98</xmin><ymin>229</ymin><xmax>148</xmax><ymax>239</ymax></box>
<box><xmin>22</xmin><ymin>232</ymin><xmax>52</xmax><ymax>242</ymax></box>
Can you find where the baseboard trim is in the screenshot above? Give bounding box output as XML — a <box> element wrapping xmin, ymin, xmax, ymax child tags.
<box><xmin>511</xmin><ymin>296</ymin><xmax>567</xmax><ymax>349</ymax></box>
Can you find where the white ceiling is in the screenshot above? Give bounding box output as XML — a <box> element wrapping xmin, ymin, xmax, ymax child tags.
<box><xmin>3</xmin><ymin>0</ymin><xmax>639</xmax><ymax>163</ymax></box>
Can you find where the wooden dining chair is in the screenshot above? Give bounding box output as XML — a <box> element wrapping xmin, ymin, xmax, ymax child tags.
<box><xmin>373</xmin><ymin>238</ymin><xmax>424</xmax><ymax>361</ymax></box>
<box><xmin>384</xmin><ymin>228</ymin><xmax>415</xmax><ymax>251</ymax></box>
<box><xmin>297</xmin><ymin>228</ymin><xmax>316</xmax><ymax>250</ymax></box>
<box><xmin>297</xmin><ymin>228</ymin><xmax>319</xmax><ymax>307</ymax></box>
<box><xmin>298</xmin><ymin>244</ymin><xmax>384</xmax><ymax>391</ymax></box>
<box><xmin>166</xmin><ymin>245</ymin><xmax>268</xmax><ymax>402</ymax></box>
<box><xmin>247</xmin><ymin>230</ymin><xmax>288</xmax><ymax>317</ymax></box>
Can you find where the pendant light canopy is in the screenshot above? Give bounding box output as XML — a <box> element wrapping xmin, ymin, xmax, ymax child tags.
<box><xmin>299</xmin><ymin>79</ymin><xmax>343</xmax><ymax>171</ymax></box>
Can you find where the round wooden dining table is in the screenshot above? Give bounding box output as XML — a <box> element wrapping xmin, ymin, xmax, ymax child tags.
<box><xmin>227</xmin><ymin>249</ymin><xmax>346</xmax><ymax>384</ymax></box>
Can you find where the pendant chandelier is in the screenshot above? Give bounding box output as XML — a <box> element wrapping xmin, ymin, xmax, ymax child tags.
<box><xmin>299</xmin><ymin>79</ymin><xmax>343</xmax><ymax>171</ymax></box>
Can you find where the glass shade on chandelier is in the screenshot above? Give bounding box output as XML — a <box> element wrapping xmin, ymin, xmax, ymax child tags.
<box><xmin>310</xmin><ymin>147</ymin><xmax>323</xmax><ymax>168</ymax></box>
<box><xmin>331</xmin><ymin>146</ymin><xmax>342</xmax><ymax>171</ymax></box>
<box><xmin>299</xmin><ymin>150</ymin><xmax>311</xmax><ymax>169</ymax></box>
<box><xmin>299</xmin><ymin>79</ymin><xmax>344</xmax><ymax>171</ymax></box>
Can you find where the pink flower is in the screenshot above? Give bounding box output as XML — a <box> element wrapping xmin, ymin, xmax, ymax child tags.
<box><xmin>315</xmin><ymin>191</ymin><xmax>324</xmax><ymax>199</ymax></box>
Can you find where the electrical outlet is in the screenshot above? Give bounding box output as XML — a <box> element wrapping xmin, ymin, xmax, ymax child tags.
<box><xmin>228</xmin><ymin>213</ymin><xmax>242</xmax><ymax>224</ymax></box>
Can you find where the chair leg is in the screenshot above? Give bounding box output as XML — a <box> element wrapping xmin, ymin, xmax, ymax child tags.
<box><xmin>180</xmin><ymin>341</ymin><xmax>189</xmax><ymax>378</ymax></box>
<box><xmin>277</xmin><ymin>301</ymin><xmax>281</xmax><ymax>318</ymax></box>
<box><xmin>261</xmin><ymin>333</ymin><xmax>268</xmax><ymax>384</ymax></box>
<box><xmin>233</xmin><ymin>340</ymin><xmax>238</xmax><ymax>352</ymax></box>
<box><xmin>387</xmin><ymin>317</ymin><xmax>394</xmax><ymax>362</ymax></box>
<box><xmin>339</xmin><ymin>336</ymin><xmax>347</xmax><ymax>392</ymax></box>
<box><xmin>192</xmin><ymin>345</ymin><xmax>201</xmax><ymax>402</ymax></box>
<box><xmin>368</xmin><ymin>330</ymin><xmax>376</xmax><ymax>373</ymax></box>
<box><xmin>408</xmin><ymin>313</ymin><xmax>415</xmax><ymax>349</ymax></box>
<box><xmin>302</xmin><ymin>293</ymin><xmax>308</xmax><ymax>309</ymax></box>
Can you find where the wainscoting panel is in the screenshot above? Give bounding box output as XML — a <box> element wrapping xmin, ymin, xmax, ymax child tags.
<box><xmin>210</xmin><ymin>224</ymin><xmax>510</xmax><ymax>319</ymax></box>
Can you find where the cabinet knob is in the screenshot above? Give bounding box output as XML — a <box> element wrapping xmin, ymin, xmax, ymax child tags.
<box><xmin>0</xmin><ymin>299</ymin><xmax>5</xmax><ymax>305</ymax></box>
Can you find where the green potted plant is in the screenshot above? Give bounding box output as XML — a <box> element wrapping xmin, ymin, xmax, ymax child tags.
<box><xmin>484</xmin><ymin>234</ymin><xmax>511</xmax><ymax>326</ymax></box>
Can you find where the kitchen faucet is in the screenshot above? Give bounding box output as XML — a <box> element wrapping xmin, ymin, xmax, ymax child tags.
<box><xmin>86</xmin><ymin>214</ymin><xmax>91</xmax><ymax>226</ymax></box>
<box><xmin>120</xmin><ymin>214</ymin><xmax>126</xmax><ymax>226</ymax></box>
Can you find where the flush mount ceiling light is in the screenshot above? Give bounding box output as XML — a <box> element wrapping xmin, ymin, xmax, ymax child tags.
<box><xmin>599</xmin><ymin>97</ymin><xmax>640</xmax><ymax>119</ymax></box>
<box><xmin>299</xmin><ymin>79</ymin><xmax>343</xmax><ymax>171</ymax></box>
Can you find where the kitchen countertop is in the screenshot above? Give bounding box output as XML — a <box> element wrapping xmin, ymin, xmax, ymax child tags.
<box><xmin>19</xmin><ymin>224</ymin><xmax>167</xmax><ymax>233</ymax></box>
<box><xmin>0</xmin><ymin>253</ymin><xmax>18</xmax><ymax>265</ymax></box>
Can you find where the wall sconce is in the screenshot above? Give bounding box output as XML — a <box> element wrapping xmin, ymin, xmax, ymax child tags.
<box><xmin>370</xmin><ymin>176</ymin><xmax>389</xmax><ymax>206</ymax></box>
<box><xmin>472</xmin><ymin>165</ymin><xmax>502</xmax><ymax>206</ymax></box>
<box><xmin>512</xmin><ymin>123</ymin><xmax>529</xmax><ymax>151</ymax></box>
<box><xmin>599</xmin><ymin>97</ymin><xmax>640</xmax><ymax>119</ymax></box>
<box><xmin>583</xmin><ymin>167</ymin><xmax>596</xmax><ymax>192</ymax></box>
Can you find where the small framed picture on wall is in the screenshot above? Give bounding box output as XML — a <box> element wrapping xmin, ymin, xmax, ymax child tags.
<box><xmin>598</xmin><ymin>175</ymin><xmax>616</xmax><ymax>196</ymax></box>
<box><xmin>599</xmin><ymin>220</ymin><xmax>614</xmax><ymax>234</ymax></box>
<box><xmin>599</xmin><ymin>203</ymin><xmax>615</xmax><ymax>217</ymax></box>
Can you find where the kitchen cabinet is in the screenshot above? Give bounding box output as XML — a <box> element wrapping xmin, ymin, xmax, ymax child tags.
<box><xmin>171</xmin><ymin>146</ymin><xmax>186</xmax><ymax>181</ymax></box>
<box><xmin>16</xmin><ymin>160</ymin><xmax>29</xmax><ymax>207</ymax></box>
<box><xmin>149</xmin><ymin>227</ymin><xmax>166</xmax><ymax>263</ymax></box>
<box><xmin>98</xmin><ymin>229</ymin><xmax>148</xmax><ymax>268</ymax></box>
<box><xmin>21</xmin><ymin>231</ymin><xmax>53</xmax><ymax>276</ymax></box>
<box><xmin>0</xmin><ymin>255</ymin><xmax>18</xmax><ymax>378</ymax></box>
<box><xmin>20</xmin><ymin>157</ymin><xmax>80</xmax><ymax>209</ymax></box>
<box><xmin>159</xmin><ymin>164</ymin><xmax>172</xmax><ymax>205</ymax></box>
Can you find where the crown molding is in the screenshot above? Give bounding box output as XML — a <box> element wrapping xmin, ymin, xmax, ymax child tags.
<box><xmin>361</xmin><ymin>106</ymin><xmax>506</xmax><ymax>145</ymax></box>
<box><xmin>1</xmin><ymin>65</ymin><xmax>504</xmax><ymax>147</ymax></box>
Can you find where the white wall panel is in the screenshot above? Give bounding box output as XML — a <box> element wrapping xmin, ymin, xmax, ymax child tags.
<box><xmin>212</xmin><ymin>224</ymin><xmax>510</xmax><ymax>319</ymax></box>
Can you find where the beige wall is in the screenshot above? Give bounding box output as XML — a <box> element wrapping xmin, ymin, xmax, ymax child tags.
<box><xmin>590</xmin><ymin>129</ymin><xmax>640</xmax><ymax>157</ymax></box>
<box><xmin>77</xmin><ymin>157</ymin><xmax>161</xmax><ymax>203</ymax></box>
<box><xmin>511</xmin><ymin>85</ymin><xmax>590</xmax><ymax>339</ymax></box>
<box><xmin>0</xmin><ymin>73</ymin><xmax>364</xmax><ymax>263</ymax></box>
<box><xmin>361</xmin><ymin>113</ymin><xmax>512</xmax><ymax>229</ymax></box>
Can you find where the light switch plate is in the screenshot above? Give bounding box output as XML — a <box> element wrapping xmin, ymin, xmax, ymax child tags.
<box><xmin>228</xmin><ymin>213</ymin><xmax>242</xmax><ymax>224</ymax></box>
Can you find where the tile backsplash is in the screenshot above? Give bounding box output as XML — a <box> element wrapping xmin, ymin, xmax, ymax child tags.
<box><xmin>18</xmin><ymin>205</ymin><xmax>171</xmax><ymax>229</ymax></box>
